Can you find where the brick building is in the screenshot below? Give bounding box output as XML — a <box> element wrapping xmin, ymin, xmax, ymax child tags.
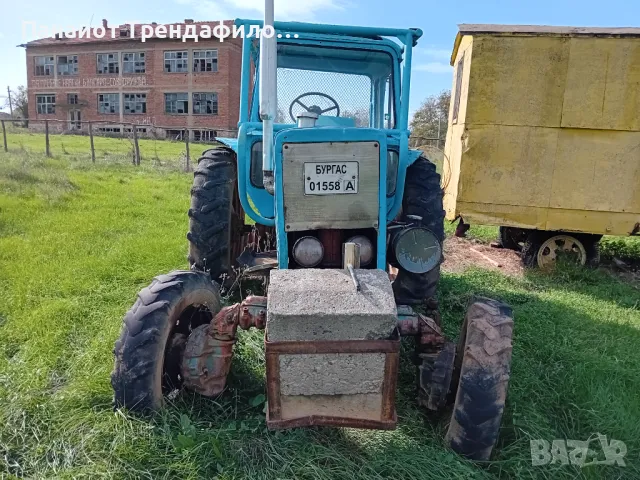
<box><xmin>23</xmin><ymin>19</ymin><xmax>242</xmax><ymax>140</ymax></box>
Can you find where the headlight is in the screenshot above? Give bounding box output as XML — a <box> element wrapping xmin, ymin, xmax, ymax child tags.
<box><xmin>292</xmin><ymin>236</ymin><xmax>324</xmax><ymax>267</ymax></box>
<box><xmin>387</xmin><ymin>151</ymin><xmax>398</xmax><ymax>195</ymax></box>
<box><xmin>345</xmin><ymin>235</ymin><xmax>374</xmax><ymax>266</ymax></box>
<box><xmin>393</xmin><ymin>227</ymin><xmax>441</xmax><ymax>273</ymax></box>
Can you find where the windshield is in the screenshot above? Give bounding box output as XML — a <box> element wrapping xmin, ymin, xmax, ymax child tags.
<box><xmin>274</xmin><ymin>44</ymin><xmax>395</xmax><ymax>128</ymax></box>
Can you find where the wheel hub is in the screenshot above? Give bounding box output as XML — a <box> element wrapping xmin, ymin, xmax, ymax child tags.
<box><xmin>537</xmin><ymin>235</ymin><xmax>586</xmax><ymax>268</ymax></box>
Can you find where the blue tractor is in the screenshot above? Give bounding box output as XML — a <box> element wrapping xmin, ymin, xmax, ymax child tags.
<box><xmin>112</xmin><ymin>15</ymin><xmax>514</xmax><ymax>461</ymax></box>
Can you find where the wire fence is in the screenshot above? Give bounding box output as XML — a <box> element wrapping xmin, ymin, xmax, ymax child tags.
<box><xmin>0</xmin><ymin>118</ymin><xmax>237</xmax><ymax>171</ymax></box>
<box><xmin>0</xmin><ymin>119</ymin><xmax>446</xmax><ymax>173</ymax></box>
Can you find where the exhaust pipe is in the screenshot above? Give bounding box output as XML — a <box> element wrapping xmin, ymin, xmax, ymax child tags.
<box><xmin>260</xmin><ymin>0</ymin><xmax>277</xmax><ymax>193</ymax></box>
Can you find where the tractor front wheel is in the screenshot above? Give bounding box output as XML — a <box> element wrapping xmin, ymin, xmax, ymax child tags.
<box><xmin>392</xmin><ymin>157</ymin><xmax>445</xmax><ymax>305</ymax></box>
<box><xmin>111</xmin><ymin>270</ymin><xmax>221</xmax><ymax>412</ymax></box>
<box><xmin>445</xmin><ymin>297</ymin><xmax>514</xmax><ymax>461</ymax></box>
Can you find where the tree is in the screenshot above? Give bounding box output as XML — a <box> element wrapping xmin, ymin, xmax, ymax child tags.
<box><xmin>4</xmin><ymin>86</ymin><xmax>29</xmax><ymax>120</ymax></box>
<box><xmin>410</xmin><ymin>90</ymin><xmax>450</xmax><ymax>148</ymax></box>
<box><xmin>342</xmin><ymin>108</ymin><xmax>369</xmax><ymax>127</ymax></box>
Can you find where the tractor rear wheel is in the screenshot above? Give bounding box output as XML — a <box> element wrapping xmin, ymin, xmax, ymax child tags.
<box><xmin>187</xmin><ymin>148</ymin><xmax>245</xmax><ymax>283</ymax></box>
<box><xmin>445</xmin><ymin>297</ymin><xmax>514</xmax><ymax>461</ymax></box>
<box><xmin>392</xmin><ymin>156</ymin><xmax>445</xmax><ymax>305</ymax></box>
<box><xmin>111</xmin><ymin>270</ymin><xmax>221</xmax><ymax>412</ymax></box>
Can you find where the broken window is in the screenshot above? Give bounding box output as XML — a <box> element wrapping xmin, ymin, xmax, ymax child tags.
<box><xmin>124</xmin><ymin>93</ymin><xmax>147</xmax><ymax>114</ymax></box>
<box><xmin>97</xmin><ymin>53</ymin><xmax>119</xmax><ymax>74</ymax></box>
<box><xmin>452</xmin><ymin>54</ymin><xmax>464</xmax><ymax>124</ymax></box>
<box><xmin>123</xmin><ymin>126</ymin><xmax>147</xmax><ymax>134</ymax></box>
<box><xmin>166</xmin><ymin>129</ymin><xmax>187</xmax><ymax>140</ymax></box>
<box><xmin>164</xmin><ymin>51</ymin><xmax>188</xmax><ymax>73</ymax></box>
<box><xmin>98</xmin><ymin>93</ymin><xmax>120</xmax><ymax>114</ymax></box>
<box><xmin>192</xmin><ymin>92</ymin><xmax>218</xmax><ymax>115</ymax></box>
<box><xmin>67</xmin><ymin>93</ymin><xmax>78</xmax><ymax>105</ymax></box>
<box><xmin>165</xmin><ymin>93</ymin><xmax>189</xmax><ymax>114</ymax></box>
<box><xmin>36</xmin><ymin>94</ymin><xmax>56</xmax><ymax>114</ymax></box>
<box><xmin>193</xmin><ymin>130</ymin><xmax>217</xmax><ymax>142</ymax></box>
<box><xmin>123</xmin><ymin>52</ymin><xmax>145</xmax><ymax>74</ymax></box>
<box><xmin>193</xmin><ymin>50</ymin><xmax>218</xmax><ymax>72</ymax></box>
<box><xmin>97</xmin><ymin>126</ymin><xmax>122</xmax><ymax>135</ymax></box>
<box><xmin>57</xmin><ymin>55</ymin><xmax>78</xmax><ymax>76</ymax></box>
<box><xmin>34</xmin><ymin>56</ymin><xmax>55</xmax><ymax>76</ymax></box>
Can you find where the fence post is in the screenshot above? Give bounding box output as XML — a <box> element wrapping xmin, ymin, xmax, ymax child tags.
<box><xmin>45</xmin><ymin>120</ymin><xmax>51</xmax><ymax>157</ymax></box>
<box><xmin>1</xmin><ymin>120</ymin><xmax>7</xmax><ymax>153</ymax></box>
<box><xmin>184</xmin><ymin>129</ymin><xmax>190</xmax><ymax>171</ymax></box>
<box><xmin>132</xmin><ymin>125</ymin><xmax>140</xmax><ymax>165</ymax></box>
<box><xmin>89</xmin><ymin>122</ymin><xmax>95</xmax><ymax>163</ymax></box>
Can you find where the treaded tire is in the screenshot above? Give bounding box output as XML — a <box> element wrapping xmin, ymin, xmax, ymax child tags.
<box><xmin>187</xmin><ymin>148</ymin><xmax>243</xmax><ymax>282</ymax></box>
<box><xmin>392</xmin><ymin>156</ymin><xmax>445</xmax><ymax>305</ymax></box>
<box><xmin>112</xmin><ymin>270</ymin><xmax>222</xmax><ymax>412</ymax></box>
<box><xmin>522</xmin><ymin>231</ymin><xmax>601</xmax><ymax>268</ymax></box>
<box><xmin>445</xmin><ymin>297</ymin><xmax>514</xmax><ymax>461</ymax></box>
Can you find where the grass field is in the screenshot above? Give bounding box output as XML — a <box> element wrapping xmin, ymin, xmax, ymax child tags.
<box><xmin>1</xmin><ymin>147</ymin><xmax>639</xmax><ymax>479</ymax></box>
<box><xmin>1</xmin><ymin>127</ymin><xmax>213</xmax><ymax>169</ymax></box>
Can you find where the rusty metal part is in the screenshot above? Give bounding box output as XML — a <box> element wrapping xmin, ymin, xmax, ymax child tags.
<box><xmin>318</xmin><ymin>229</ymin><xmax>343</xmax><ymax>267</ymax></box>
<box><xmin>265</xmin><ymin>336</ymin><xmax>400</xmax><ymax>430</ymax></box>
<box><xmin>396</xmin><ymin>306</ymin><xmax>445</xmax><ymax>348</ymax></box>
<box><xmin>181</xmin><ymin>324</ymin><xmax>234</xmax><ymax>397</ymax></box>
<box><xmin>237</xmin><ymin>247</ymin><xmax>278</xmax><ymax>274</ymax></box>
<box><xmin>181</xmin><ymin>296</ymin><xmax>267</xmax><ymax>397</ymax></box>
<box><xmin>210</xmin><ymin>295</ymin><xmax>267</xmax><ymax>339</ymax></box>
<box><xmin>423</xmin><ymin>297</ymin><xmax>442</xmax><ymax>326</ymax></box>
<box><xmin>238</xmin><ymin>295</ymin><xmax>267</xmax><ymax>330</ymax></box>
<box><xmin>632</xmin><ymin>223</ymin><xmax>639</xmax><ymax>236</ymax></box>
<box><xmin>417</xmin><ymin>341</ymin><xmax>456</xmax><ymax>411</ymax></box>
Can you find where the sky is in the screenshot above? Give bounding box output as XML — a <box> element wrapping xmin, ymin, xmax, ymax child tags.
<box><xmin>0</xmin><ymin>0</ymin><xmax>638</xmax><ymax>117</ymax></box>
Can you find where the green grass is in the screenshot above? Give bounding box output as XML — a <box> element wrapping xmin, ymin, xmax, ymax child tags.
<box><xmin>2</xmin><ymin>127</ymin><xmax>214</xmax><ymax>168</ymax></box>
<box><xmin>1</xmin><ymin>149</ymin><xmax>639</xmax><ymax>479</ymax></box>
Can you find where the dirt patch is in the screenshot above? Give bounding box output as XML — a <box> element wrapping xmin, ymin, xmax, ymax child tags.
<box><xmin>442</xmin><ymin>236</ymin><xmax>524</xmax><ymax>277</ymax></box>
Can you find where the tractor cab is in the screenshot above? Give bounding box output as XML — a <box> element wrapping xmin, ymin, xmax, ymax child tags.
<box><xmin>224</xmin><ymin>20</ymin><xmax>436</xmax><ymax>276</ymax></box>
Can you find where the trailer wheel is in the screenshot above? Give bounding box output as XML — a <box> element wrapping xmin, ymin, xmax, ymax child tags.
<box><xmin>445</xmin><ymin>297</ymin><xmax>513</xmax><ymax>461</ymax></box>
<box><xmin>522</xmin><ymin>231</ymin><xmax>601</xmax><ymax>268</ymax></box>
<box><xmin>498</xmin><ymin>227</ymin><xmax>526</xmax><ymax>251</ymax></box>
<box><xmin>392</xmin><ymin>157</ymin><xmax>445</xmax><ymax>305</ymax></box>
<box><xmin>187</xmin><ymin>148</ymin><xmax>245</xmax><ymax>283</ymax></box>
<box><xmin>111</xmin><ymin>270</ymin><xmax>221</xmax><ymax>412</ymax></box>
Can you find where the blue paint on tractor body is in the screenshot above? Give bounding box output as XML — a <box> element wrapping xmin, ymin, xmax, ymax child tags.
<box><xmin>225</xmin><ymin>18</ymin><xmax>426</xmax><ymax>268</ymax></box>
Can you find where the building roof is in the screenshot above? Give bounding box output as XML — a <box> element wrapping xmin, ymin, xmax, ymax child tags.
<box><xmin>451</xmin><ymin>24</ymin><xmax>640</xmax><ymax>65</ymax></box>
<box><xmin>24</xmin><ymin>19</ymin><xmax>236</xmax><ymax>47</ymax></box>
<box><xmin>457</xmin><ymin>24</ymin><xmax>640</xmax><ymax>37</ymax></box>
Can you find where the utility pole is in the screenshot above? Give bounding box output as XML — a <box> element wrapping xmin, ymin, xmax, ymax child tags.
<box><xmin>6</xmin><ymin>87</ymin><xmax>13</xmax><ymax>118</ymax></box>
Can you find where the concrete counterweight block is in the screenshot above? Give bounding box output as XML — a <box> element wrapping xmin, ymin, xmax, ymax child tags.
<box><xmin>265</xmin><ymin>269</ymin><xmax>400</xmax><ymax>428</ymax></box>
<box><xmin>266</xmin><ymin>268</ymin><xmax>398</xmax><ymax>342</ymax></box>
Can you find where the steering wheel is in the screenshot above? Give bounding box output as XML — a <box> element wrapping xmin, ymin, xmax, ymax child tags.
<box><xmin>289</xmin><ymin>92</ymin><xmax>340</xmax><ymax>122</ymax></box>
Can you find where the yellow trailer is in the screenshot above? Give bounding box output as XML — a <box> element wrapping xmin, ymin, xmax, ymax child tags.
<box><xmin>443</xmin><ymin>24</ymin><xmax>640</xmax><ymax>267</ymax></box>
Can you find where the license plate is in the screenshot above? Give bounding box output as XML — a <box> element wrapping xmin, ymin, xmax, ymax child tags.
<box><xmin>304</xmin><ymin>162</ymin><xmax>359</xmax><ymax>195</ymax></box>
